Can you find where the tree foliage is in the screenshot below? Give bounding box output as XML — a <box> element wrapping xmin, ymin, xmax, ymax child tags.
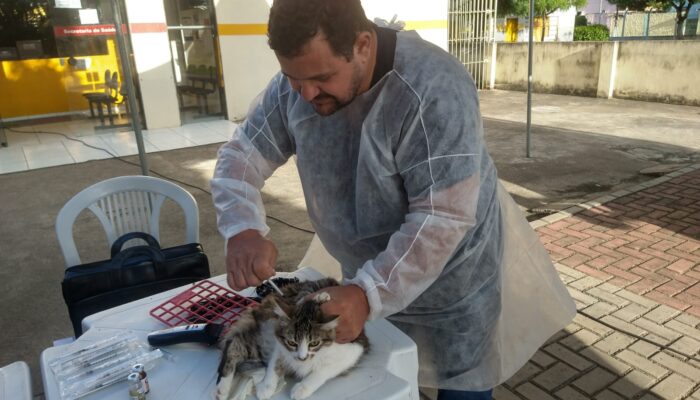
<box><xmin>606</xmin><ymin>0</ymin><xmax>651</xmax><ymax>10</ymax></box>
<box><xmin>499</xmin><ymin>0</ymin><xmax>588</xmax><ymax>17</ymax></box>
<box><xmin>499</xmin><ymin>0</ymin><xmax>588</xmax><ymax>40</ymax></box>
<box><xmin>0</xmin><ymin>0</ymin><xmax>56</xmax><ymax>53</ymax></box>
<box><xmin>0</xmin><ymin>1</ymin><xmax>54</xmax><ymax>51</ymax></box>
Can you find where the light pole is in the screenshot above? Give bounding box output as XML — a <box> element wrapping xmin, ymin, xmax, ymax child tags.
<box><xmin>526</xmin><ymin>0</ymin><xmax>535</xmax><ymax>157</ymax></box>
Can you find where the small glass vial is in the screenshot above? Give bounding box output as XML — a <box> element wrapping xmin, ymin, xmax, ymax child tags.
<box><xmin>127</xmin><ymin>372</ymin><xmax>146</xmax><ymax>400</ymax></box>
<box><xmin>132</xmin><ymin>363</ymin><xmax>150</xmax><ymax>394</ymax></box>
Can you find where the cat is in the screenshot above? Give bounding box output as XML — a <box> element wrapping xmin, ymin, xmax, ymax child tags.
<box><xmin>216</xmin><ymin>278</ymin><xmax>370</xmax><ymax>400</ymax></box>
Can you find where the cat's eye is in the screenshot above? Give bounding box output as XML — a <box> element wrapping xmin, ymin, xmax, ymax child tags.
<box><xmin>284</xmin><ymin>338</ymin><xmax>297</xmax><ymax>347</ymax></box>
<box><xmin>309</xmin><ymin>340</ymin><xmax>321</xmax><ymax>347</ymax></box>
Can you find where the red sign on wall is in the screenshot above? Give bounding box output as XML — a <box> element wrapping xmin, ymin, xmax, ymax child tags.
<box><xmin>53</xmin><ymin>25</ymin><xmax>125</xmax><ymax>37</ymax></box>
<box><xmin>53</xmin><ymin>23</ymin><xmax>168</xmax><ymax>37</ymax></box>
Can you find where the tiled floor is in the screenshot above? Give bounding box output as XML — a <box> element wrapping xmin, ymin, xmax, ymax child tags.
<box><xmin>538</xmin><ymin>169</ymin><xmax>700</xmax><ymax>317</ymax></box>
<box><xmin>0</xmin><ymin>117</ymin><xmax>235</xmax><ymax>174</ymax></box>
<box><xmin>497</xmin><ymin>165</ymin><xmax>700</xmax><ymax>400</ymax></box>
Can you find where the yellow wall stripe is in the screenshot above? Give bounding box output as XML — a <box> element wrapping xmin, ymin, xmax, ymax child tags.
<box><xmin>217</xmin><ymin>20</ymin><xmax>447</xmax><ymax>36</ymax></box>
<box><xmin>403</xmin><ymin>20</ymin><xmax>448</xmax><ymax>30</ymax></box>
<box><xmin>218</xmin><ymin>23</ymin><xmax>268</xmax><ymax>36</ymax></box>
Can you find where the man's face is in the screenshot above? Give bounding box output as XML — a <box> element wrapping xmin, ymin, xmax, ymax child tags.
<box><xmin>277</xmin><ymin>33</ymin><xmax>368</xmax><ymax>116</ymax></box>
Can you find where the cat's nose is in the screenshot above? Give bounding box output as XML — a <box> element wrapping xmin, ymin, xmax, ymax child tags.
<box><xmin>297</xmin><ymin>354</ymin><xmax>308</xmax><ymax>361</ymax></box>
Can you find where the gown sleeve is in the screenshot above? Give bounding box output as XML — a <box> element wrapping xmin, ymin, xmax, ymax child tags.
<box><xmin>347</xmin><ymin>72</ymin><xmax>489</xmax><ymax>320</ymax></box>
<box><xmin>211</xmin><ymin>75</ymin><xmax>295</xmax><ymax>240</ymax></box>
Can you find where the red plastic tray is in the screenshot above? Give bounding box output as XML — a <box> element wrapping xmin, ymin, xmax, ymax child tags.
<box><xmin>149</xmin><ymin>280</ymin><xmax>259</xmax><ymax>329</ymax></box>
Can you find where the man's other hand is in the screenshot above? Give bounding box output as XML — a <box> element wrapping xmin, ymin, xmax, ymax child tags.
<box><xmin>317</xmin><ymin>285</ymin><xmax>370</xmax><ymax>343</ymax></box>
<box><xmin>226</xmin><ymin>229</ymin><xmax>277</xmax><ymax>291</ymax></box>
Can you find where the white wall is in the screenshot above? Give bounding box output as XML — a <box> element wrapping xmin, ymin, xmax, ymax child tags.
<box><xmin>362</xmin><ymin>0</ymin><xmax>448</xmax><ymax>50</ymax></box>
<box><xmin>493</xmin><ymin>40</ymin><xmax>700</xmax><ymax>106</ymax></box>
<box><xmin>124</xmin><ymin>0</ymin><xmax>180</xmax><ymax>129</ymax></box>
<box><xmin>214</xmin><ymin>0</ymin><xmax>278</xmax><ymax>121</ymax></box>
<box><xmin>214</xmin><ymin>0</ymin><xmax>448</xmax><ymax>119</ymax></box>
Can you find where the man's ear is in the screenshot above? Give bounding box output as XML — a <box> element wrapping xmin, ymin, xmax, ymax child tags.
<box><xmin>354</xmin><ymin>31</ymin><xmax>372</xmax><ymax>59</ymax></box>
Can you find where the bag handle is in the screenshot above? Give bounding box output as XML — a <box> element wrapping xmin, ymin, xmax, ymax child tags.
<box><xmin>113</xmin><ymin>245</ymin><xmax>168</xmax><ymax>279</ymax></box>
<box><xmin>110</xmin><ymin>232</ymin><xmax>161</xmax><ymax>257</ymax></box>
<box><xmin>112</xmin><ymin>245</ymin><xmax>165</xmax><ymax>266</ymax></box>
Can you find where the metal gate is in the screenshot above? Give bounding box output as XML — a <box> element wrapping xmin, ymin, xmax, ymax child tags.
<box><xmin>448</xmin><ymin>0</ymin><xmax>497</xmax><ymax>89</ymax></box>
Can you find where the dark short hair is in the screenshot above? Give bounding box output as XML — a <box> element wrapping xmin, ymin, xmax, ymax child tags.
<box><xmin>268</xmin><ymin>0</ymin><xmax>373</xmax><ymax>60</ymax></box>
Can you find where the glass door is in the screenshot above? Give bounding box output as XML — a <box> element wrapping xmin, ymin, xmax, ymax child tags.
<box><xmin>0</xmin><ymin>0</ymin><xmax>143</xmax><ymax>134</ymax></box>
<box><xmin>164</xmin><ymin>0</ymin><xmax>226</xmax><ymax>124</ymax></box>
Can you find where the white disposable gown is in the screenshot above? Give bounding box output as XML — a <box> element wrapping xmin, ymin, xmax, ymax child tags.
<box><xmin>211</xmin><ymin>31</ymin><xmax>576</xmax><ymax>390</ymax></box>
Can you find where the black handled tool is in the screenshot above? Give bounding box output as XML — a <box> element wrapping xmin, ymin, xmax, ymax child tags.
<box><xmin>147</xmin><ymin>323</ymin><xmax>224</xmax><ymax>346</ymax></box>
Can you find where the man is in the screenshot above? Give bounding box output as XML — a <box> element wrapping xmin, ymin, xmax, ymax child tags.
<box><xmin>211</xmin><ymin>0</ymin><xmax>575</xmax><ymax>398</ymax></box>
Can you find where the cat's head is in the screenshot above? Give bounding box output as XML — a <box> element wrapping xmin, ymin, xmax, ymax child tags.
<box><xmin>271</xmin><ymin>296</ymin><xmax>338</xmax><ymax>361</ymax></box>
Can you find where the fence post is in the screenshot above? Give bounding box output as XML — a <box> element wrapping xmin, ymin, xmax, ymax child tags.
<box><xmin>621</xmin><ymin>9</ymin><xmax>628</xmax><ymax>37</ymax></box>
<box><xmin>597</xmin><ymin>41</ymin><xmax>619</xmax><ymax>99</ymax></box>
<box><xmin>644</xmin><ymin>11</ymin><xmax>650</xmax><ymax>38</ymax></box>
<box><xmin>489</xmin><ymin>42</ymin><xmax>497</xmax><ymax>90</ymax></box>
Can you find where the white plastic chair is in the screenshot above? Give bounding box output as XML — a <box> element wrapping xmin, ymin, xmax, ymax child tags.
<box><xmin>56</xmin><ymin>175</ymin><xmax>199</xmax><ymax>267</ymax></box>
<box><xmin>0</xmin><ymin>361</ymin><xmax>32</xmax><ymax>400</ymax></box>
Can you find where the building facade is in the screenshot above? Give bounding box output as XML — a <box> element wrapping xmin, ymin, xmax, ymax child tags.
<box><xmin>0</xmin><ymin>0</ymin><xmax>449</xmax><ymax>130</ymax></box>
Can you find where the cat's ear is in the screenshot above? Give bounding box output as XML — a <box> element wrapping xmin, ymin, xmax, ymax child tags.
<box><xmin>271</xmin><ymin>298</ymin><xmax>291</xmax><ymax>321</ymax></box>
<box><xmin>318</xmin><ymin>315</ymin><xmax>339</xmax><ymax>331</ymax></box>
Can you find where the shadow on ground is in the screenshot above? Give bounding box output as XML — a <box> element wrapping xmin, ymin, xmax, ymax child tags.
<box><xmin>483</xmin><ymin>118</ymin><xmax>700</xmax><ymax>218</ymax></box>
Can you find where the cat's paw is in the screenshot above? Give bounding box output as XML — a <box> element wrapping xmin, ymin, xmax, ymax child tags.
<box><xmin>214</xmin><ymin>386</ymin><xmax>228</xmax><ymax>400</ymax></box>
<box><xmin>314</xmin><ymin>292</ymin><xmax>331</xmax><ymax>303</ymax></box>
<box><xmin>215</xmin><ymin>374</ymin><xmax>233</xmax><ymax>400</ymax></box>
<box><xmin>255</xmin><ymin>379</ymin><xmax>277</xmax><ymax>400</ymax></box>
<box><xmin>290</xmin><ymin>382</ymin><xmax>316</xmax><ymax>400</ymax></box>
<box><xmin>251</xmin><ymin>372</ymin><xmax>265</xmax><ymax>385</ymax></box>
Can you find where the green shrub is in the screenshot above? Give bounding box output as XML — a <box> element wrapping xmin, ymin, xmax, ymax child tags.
<box><xmin>574</xmin><ymin>24</ymin><xmax>609</xmax><ymax>41</ymax></box>
<box><xmin>575</xmin><ymin>14</ymin><xmax>588</xmax><ymax>27</ymax></box>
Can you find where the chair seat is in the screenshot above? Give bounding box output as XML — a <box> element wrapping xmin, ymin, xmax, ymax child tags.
<box><xmin>0</xmin><ymin>361</ymin><xmax>32</xmax><ymax>400</ymax></box>
<box><xmin>83</xmin><ymin>92</ymin><xmax>105</xmax><ymax>100</ymax></box>
<box><xmin>84</xmin><ymin>93</ymin><xmax>117</xmax><ymax>103</ymax></box>
<box><xmin>177</xmin><ymin>85</ymin><xmax>196</xmax><ymax>94</ymax></box>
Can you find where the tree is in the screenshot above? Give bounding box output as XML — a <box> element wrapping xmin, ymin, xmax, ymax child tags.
<box><xmin>0</xmin><ymin>1</ymin><xmax>55</xmax><ymax>55</ymax></box>
<box><xmin>609</xmin><ymin>0</ymin><xmax>697</xmax><ymax>38</ymax></box>
<box><xmin>607</xmin><ymin>0</ymin><xmax>650</xmax><ymax>11</ymax></box>
<box><xmin>499</xmin><ymin>0</ymin><xmax>588</xmax><ymax>41</ymax></box>
<box><xmin>665</xmin><ymin>0</ymin><xmax>696</xmax><ymax>38</ymax></box>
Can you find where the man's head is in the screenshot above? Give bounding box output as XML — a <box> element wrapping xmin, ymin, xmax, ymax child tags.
<box><xmin>268</xmin><ymin>0</ymin><xmax>375</xmax><ymax>116</ymax></box>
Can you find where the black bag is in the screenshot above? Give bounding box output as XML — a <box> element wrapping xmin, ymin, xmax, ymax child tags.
<box><xmin>62</xmin><ymin>232</ymin><xmax>210</xmax><ymax>336</ymax></box>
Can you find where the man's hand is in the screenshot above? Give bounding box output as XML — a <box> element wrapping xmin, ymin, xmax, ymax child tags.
<box><xmin>317</xmin><ymin>285</ymin><xmax>370</xmax><ymax>343</ymax></box>
<box><xmin>226</xmin><ymin>230</ymin><xmax>277</xmax><ymax>291</ymax></box>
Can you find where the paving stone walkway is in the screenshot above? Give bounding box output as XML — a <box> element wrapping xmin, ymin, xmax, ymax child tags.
<box><xmin>495</xmin><ymin>165</ymin><xmax>700</xmax><ymax>400</ymax></box>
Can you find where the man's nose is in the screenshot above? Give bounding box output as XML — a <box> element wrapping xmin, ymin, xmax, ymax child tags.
<box><xmin>299</xmin><ymin>82</ymin><xmax>320</xmax><ymax>102</ymax></box>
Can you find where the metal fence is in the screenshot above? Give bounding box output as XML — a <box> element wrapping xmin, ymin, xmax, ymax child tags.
<box><xmin>448</xmin><ymin>0</ymin><xmax>497</xmax><ymax>89</ymax></box>
<box><xmin>585</xmin><ymin>11</ymin><xmax>699</xmax><ymax>39</ymax></box>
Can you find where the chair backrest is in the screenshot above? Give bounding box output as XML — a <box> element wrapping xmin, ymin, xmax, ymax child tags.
<box><xmin>102</xmin><ymin>69</ymin><xmax>112</xmax><ymax>95</ymax></box>
<box><xmin>109</xmin><ymin>71</ymin><xmax>119</xmax><ymax>98</ymax></box>
<box><xmin>56</xmin><ymin>175</ymin><xmax>199</xmax><ymax>267</ymax></box>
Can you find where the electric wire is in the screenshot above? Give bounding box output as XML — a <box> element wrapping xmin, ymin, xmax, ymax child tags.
<box><xmin>7</xmin><ymin>127</ymin><xmax>316</xmax><ymax>234</ymax></box>
<box><xmin>8</xmin><ymin>127</ymin><xmax>700</xmax><ymax>363</ymax></box>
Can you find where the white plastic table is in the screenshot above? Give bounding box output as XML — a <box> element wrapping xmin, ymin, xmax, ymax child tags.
<box><xmin>41</xmin><ymin>268</ymin><xmax>419</xmax><ymax>400</ymax></box>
